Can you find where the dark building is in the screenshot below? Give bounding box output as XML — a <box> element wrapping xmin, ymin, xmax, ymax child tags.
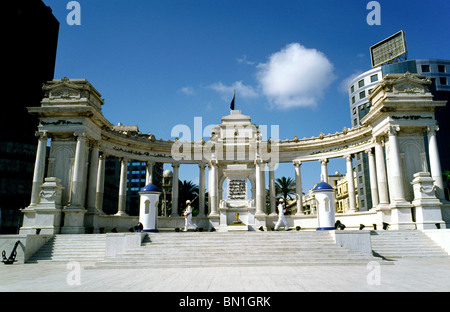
<box><xmin>1</xmin><ymin>1</ymin><xmax>59</xmax><ymax>233</ymax></box>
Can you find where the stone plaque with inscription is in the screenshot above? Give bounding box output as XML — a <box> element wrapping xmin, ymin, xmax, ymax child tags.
<box><xmin>227</xmin><ymin>178</ymin><xmax>247</xmax><ymax>201</ymax></box>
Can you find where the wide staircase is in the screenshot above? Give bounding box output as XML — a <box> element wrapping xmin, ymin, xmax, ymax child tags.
<box><xmin>26</xmin><ymin>231</ymin><xmax>449</xmax><ymax>266</ymax></box>
<box><xmin>27</xmin><ymin>234</ymin><xmax>106</xmax><ymax>263</ymax></box>
<box><xmin>93</xmin><ymin>231</ymin><xmax>376</xmax><ymax>268</ymax></box>
<box><xmin>370</xmin><ymin>230</ymin><xmax>449</xmax><ymax>259</ymax></box>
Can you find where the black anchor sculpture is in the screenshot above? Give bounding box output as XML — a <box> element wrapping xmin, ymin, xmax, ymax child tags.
<box><xmin>2</xmin><ymin>240</ymin><xmax>21</xmax><ymax>265</ymax></box>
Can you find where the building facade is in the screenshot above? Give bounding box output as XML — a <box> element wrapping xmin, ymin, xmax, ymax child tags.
<box><xmin>1</xmin><ymin>1</ymin><xmax>59</xmax><ymax>233</ymax></box>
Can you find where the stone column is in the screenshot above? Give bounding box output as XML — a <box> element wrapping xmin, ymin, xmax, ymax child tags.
<box><xmin>388</xmin><ymin>126</ymin><xmax>406</xmax><ymax>202</ymax></box>
<box><xmin>62</xmin><ymin>132</ymin><xmax>88</xmax><ymax>233</ymax></box>
<box><xmin>29</xmin><ymin>131</ymin><xmax>48</xmax><ymax>207</ymax></box>
<box><xmin>319</xmin><ymin>158</ymin><xmax>329</xmax><ymax>183</ymax></box>
<box><xmin>95</xmin><ymin>153</ymin><xmax>106</xmax><ymax>212</ymax></box>
<box><xmin>366</xmin><ymin>148</ymin><xmax>380</xmax><ymax>208</ymax></box>
<box><xmin>427</xmin><ymin>126</ymin><xmax>446</xmax><ymax>201</ymax></box>
<box><xmin>261</xmin><ymin>162</ymin><xmax>266</xmax><ymax>214</ymax></box>
<box><xmin>344</xmin><ymin>155</ymin><xmax>357</xmax><ymax>212</ymax></box>
<box><xmin>116</xmin><ymin>157</ymin><xmax>129</xmax><ymax>216</ymax></box>
<box><xmin>374</xmin><ymin>138</ymin><xmax>389</xmax><ymax>205</ymax></box>
<box><xmin>69</xmin><ymin>132</ymin><xmax>88</xmax><ymax>209</ymax></box>
<box><xmin>171</xmin><ymin>163</ymin><xmax>180</xmax><ymax>216</ymax></box>
<box><xmin>146</xmin><ymin>161</ymin><xmax>154</xmax><ymax>185</ymax></box>
<box><xmin>294</xmin><ymin>161</ymin><xmax>303</xmax><ymax>215</ymax></box>
<box><xmin>208</xmin><ymin>161</ymin><xmax>218</xmax><ymax>216</ymax></box>
<box><xmin>86</xmin><ymin>143</ymin><xmax>99</xmax><ymax>213</ymax></box>
<box><xmin>268</xmin><ymin>163</ymin><xmax>276</xmax><ymax>215</ymax></box>
<box><xmin>255</xmin><ymin>160</ymin><xmax>265</xmax><ymax>215</ymax></box>
<box><xmin>198</xmin><ymin>163</ymin><xmax>206</xmax><ymax>217</ymax></box>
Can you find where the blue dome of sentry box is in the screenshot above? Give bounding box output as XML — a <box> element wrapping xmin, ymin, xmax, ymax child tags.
<box><xmin>139</xmin><ymin>183</ymin><xmax>161</xmax><ymax>194</ymax></box>
<box><xmin>312</xmin><ymin>181</ymin><xmax>334</xmax><ymax>192</ymax></box>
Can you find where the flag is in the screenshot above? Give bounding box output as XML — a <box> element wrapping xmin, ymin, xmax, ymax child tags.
<box><xmin>230</xmin><ymin>91</ymin><xmax>235</xmax><ymax>110</ymax></box>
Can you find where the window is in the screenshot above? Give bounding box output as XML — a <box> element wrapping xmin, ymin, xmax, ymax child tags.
<box><xmin>351</xmin><ymin>96</ymin><xmax>355</xmax><ymax>104</ymax></box>
<box><xmin>438</xmin><ymin>65</ymin><xmax>446</xmax><ymax>73</ymax></box>
<box><xmin>421</xmin><ymin>65</ymin><xmax>430</xmax><ymax>72</ymax></box>
<box><xmin>439</xmin><ymin>77</ymin><xmax>447</xmax><ymax>85</ymax></box>
<box><xmin>359</xmin><ymin>90</ymin><xmax>366</xmax><ymax>99</ymax></box>
<box><xmin>358</xmin><ymin>79</ymin><xmax>365</xmax><ymax>88</ymax></box>
<box><xmin>370</xmin><ymin>74</ymin><xmax>378</xmax><ymax>83</ymax></box>
<box><xmin>357</xmin><ymin>164</ymin><xmax>362</xmax><ymax>172</ymax></box>
<box><xmin>368</xmin><ymin>88</ymin><xmax>373</xmax><ymax>95</ymax></box>
<box><xmin>353</xmin><ymin>107</ymin><xmax>356</xmax><ymax>115</ymax></box>
<box><xmin>350</xmin><ymin>85</ymin><xmax>355</xmax><ymax>93</ymax></box>
<box><xmin>353</xmin><ymin>119</ymin><xmax>358</xmax><ymax>127</ymax></box>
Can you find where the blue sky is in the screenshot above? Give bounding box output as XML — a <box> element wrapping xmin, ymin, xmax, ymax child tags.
<box><xmin>43</xmin><ymin>0</ymin><xmax>450</xmax><ymax>192</ymax></box>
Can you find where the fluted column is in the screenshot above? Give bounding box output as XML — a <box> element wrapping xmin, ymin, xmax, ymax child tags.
<box><xmin>319</xmin><ymin>158</ymin><xmax>329</xmax><ymax>183</ymax></box>
<box><xmin>208</xmin><ymin>161</ymin><xmax>218</xmax><ymax>216</ymax></box>
<box><xmin>198</xmin><ymin>163</ymin><xmax>206</xmax><ymax>217</ymax></box>
<box><xmin>366</xmin><ymin>148</ymin><xmax>379</xmax><ymax>208</ymax></box>
<box><xmin>268</xmin><ymin>163</ymin><xmax>276</xmax><ymax>215</ymax></box>
<box><xmin>428</xmin><ymin>125</ymin><xmax>445</xmax><ymax>200</ymax></box>
<box><xmin>95</xmin><ymin>153</ymin><xmax>106</xmax><ymax>212</ymax></box>
<box><xmin>116</xmin><ymin>157</ymin><xmax>129</xmax><ymax>216</ymax></box>
<box><xmin>255</xmin><ymin>159</ymin><xmax>264</xmax><ymax>215</ymax></box>
<box><xmin>171</xmin><ymin>162</ymin><xmax>180</xmax><ymax>216</ymax></box>
<box><xmin>388</xmin><ymin>126</ymin><xmax>406</xmax><ymax>202</ymax></box>
<box><xmin>146</xmin><ymin>161</ymin><xmax>154</xmax><ymax>185</ymax></box>
<box><xmin>344</xmin><ymin>155</ymin><xmax>357</xmax><ymax>212</ymax></box>
<box><xmin>86</xmin><ymin>143</ymin><xmax>99</xmax><ymax>213</ymax></box>
<box><xmin>29</xmin><ymin>131</ymin><xmax>48</xmax><ymax>207</ymax></box>
<box><xmin>374</xmin><ymin>138</ymin><xmax>389</xmax><ymax>205</ymax></box>
<box><xmin>69</xmin><ymin>132</ymin><xmax>88</xmax><ymax>209</ymax></box>
<box><xmin>294</xmin><ymin>161</ymin><xmax>303</xmax><ymax>215</ymax></box>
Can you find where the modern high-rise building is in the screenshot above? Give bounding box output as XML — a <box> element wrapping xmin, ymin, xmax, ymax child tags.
<box><xmin>348</xmin><ymin>59</ymin><xmax>450</xmax><ymax>209</ymax></box>
<box><xmin>1</xmin><ymin>1</ymin><xmax>59</xmax><ymax>233</ymax></box>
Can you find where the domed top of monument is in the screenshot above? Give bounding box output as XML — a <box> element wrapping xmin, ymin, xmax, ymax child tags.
<box><xmin>221</xmin><ymin>110</ymin><xmax>252</xmax><ymax>126</ymax></box>
<box><xmin>139</xmin><ymin>183</ymin><xmax>161</xmax><ymax>194</ymax></box>
<box><xmin>312</xmin><ymin>181</ymin><xmax>334</xmax><ymax>192</ymax></box>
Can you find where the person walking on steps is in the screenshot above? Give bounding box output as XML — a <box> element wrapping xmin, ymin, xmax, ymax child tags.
<box><xmin>275</xmin><ymin>198</ymin><xmax>290</xmax><ymax>231</ymax></box>
<box><xmin>183</xmin><ymin>200</ymin><xmax>198</xmax><ymax>232</ymax></box>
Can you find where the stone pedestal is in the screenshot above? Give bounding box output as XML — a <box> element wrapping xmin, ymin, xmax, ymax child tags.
<box><xmin>20</xmin><ymin>177</ymin><xmax>64</xmax><ymax>235</ymax></box>
<box><xmin>411</xmin><ymin>172</ymin><xmax>445</xmax><ymax>229</ymax></box>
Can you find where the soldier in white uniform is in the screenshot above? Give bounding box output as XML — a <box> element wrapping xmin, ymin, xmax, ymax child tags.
<box><xmin>275</xmin><ymin>198</ymin><xmax>289</xmax><ymax>231</ymax></box>
<box><xmin>183</xmin><ymin>200</ymin><xmax>198</xmax><ymax>232</ymax></box>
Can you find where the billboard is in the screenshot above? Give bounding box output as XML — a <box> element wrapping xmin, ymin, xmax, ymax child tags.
<box><xmin>370</xmin><ymin>30</ymin><xmax>407</xmax><ymax>68</ymax></box>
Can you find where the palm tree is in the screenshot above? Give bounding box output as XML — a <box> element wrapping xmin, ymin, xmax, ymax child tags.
<box><xmin>178</xmin><ymin>180</ymin><xmax>199</xmax><ymax>215</ymax></box>
<box><xmin>275</xmin><ymin>176</ymin><xmax>296</xmax><ymax>213</ymax></box>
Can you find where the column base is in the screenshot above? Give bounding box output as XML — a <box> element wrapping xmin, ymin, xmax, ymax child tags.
<box><xmin>62</xmin><ymin>207</ymin><xmax>86</xmax><ymax>234</ymax></box>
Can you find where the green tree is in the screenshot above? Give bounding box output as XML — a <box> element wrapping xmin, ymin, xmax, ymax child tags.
<box><xmin>178</xmin><ymin>180</ymin><xmax>199</xmax><ymax>215</ymax></box>
<box><xmin>275</xmin><ymin>176</ymin><xmax>296</xmax><ymax>213</ymax></box>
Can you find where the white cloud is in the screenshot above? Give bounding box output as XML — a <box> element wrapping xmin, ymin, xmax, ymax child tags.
<box><xmin>256</xmin><ymin>43</ymin><xmax>336</xmax><ymax>109</ymax></box>
<box><xmin>236</xmin><ymin>55</ymin><xmax>255</xmax><ymax>65</ymax></box>
<box><xmin>208</xmin><ymin>81</ymin><xmax>258</xmax><ymax>99</ymax></box>
<box><xmin>179</xmin><ymin>86</ymin><xmax>195</xmax><ymax>95</ymax></box>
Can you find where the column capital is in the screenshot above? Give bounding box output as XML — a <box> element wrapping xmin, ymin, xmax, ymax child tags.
<box><xmin>365</xmin><ymin>148</ymin><xmax>374</xmax><ymax>155</ymax></box>
<box><xmin>99</xmin><ymin>153</ymin><xmax>107</xmax><ymax>160</ymax></box>
<box><xmin>427</xmin><ymin>125</ymin><xmax>439</xmax><ymax>135</ymax></box>
<box><xmin>319</xmin><ymin>158</ymin><xmax>328</xmax><ymax>164</ymax></box>
<box><xmin>388</xmin><ymin>126</ymin><xmax>400</xmax><ymax>136</ymax></box>
<box><xmin>293</xmin><ymin>160</ymin><xmax>302</xmax><ymax>167</ymax></box>
<box><xmin>374</xmin><ymin>136</ymin><xmax>385</xmax><ymax>146</ymax></box>
<box><xmin>343</xmin><ymin>154</ymin><xmax>353</xmax><ymax>161</ymax></box>
<box><xmin>172</xmin><ymin>162</ymin><xmax>180</xmax><ymax>169</ymax></box>
<box><xmin>35</xmin><ymin>130</ymin><xmax>48</xmax><ymax>140</ymax></box>
<box><xmin>198</xmin><ymin>162</ymin><xmax>207</xmax><ymax>170</ymax></box>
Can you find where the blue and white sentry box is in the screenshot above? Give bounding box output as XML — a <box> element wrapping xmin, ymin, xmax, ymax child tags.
<box><xmin>138</xmin><ymin>183</ymin><xmax>162</xmax><ymax>232</ymax></box>
<box><xmin>313</xmin><ymin>181</ymin><xmax>336</xmax><ymax>231</ymax></box>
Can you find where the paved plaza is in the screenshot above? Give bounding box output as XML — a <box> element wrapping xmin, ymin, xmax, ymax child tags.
<box><xmin>1</xmin><ymin>257</ymin><xmax>449</xmax><ymax>292</ymax></box>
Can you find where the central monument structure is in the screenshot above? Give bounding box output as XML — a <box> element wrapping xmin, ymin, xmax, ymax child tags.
<box><xmin>18</xmin><ymin>73</ymin><xmax>450</xmax><ymax>234</ymax></box>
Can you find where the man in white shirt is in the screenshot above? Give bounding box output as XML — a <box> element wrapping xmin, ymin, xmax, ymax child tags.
<box><xmin>183</xmin><ymin>200</ymin><xmax>198</xmax><ymax>232</ymax></box>
<box><xmin>274</xmin><ymin>198</ymin><xmax>289</xmax><ymax>231</ymax></box>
